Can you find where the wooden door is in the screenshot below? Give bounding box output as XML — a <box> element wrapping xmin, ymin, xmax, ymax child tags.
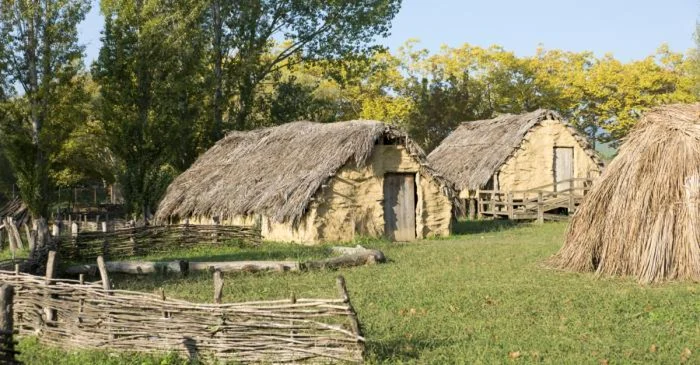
<box><xmin>554</xmin><ymin>147</ymin><xmax>574</xmax><ymax>192</ymax></box>
<box><xmin>383</xmin><ymin>174</ymin><xmax>416</xmax><ymax>241</ymax></box>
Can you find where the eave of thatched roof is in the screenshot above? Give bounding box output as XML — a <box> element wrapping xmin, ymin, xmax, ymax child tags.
<box><xmin>549</xmin><ymin>103</ymin><xmax>700</xmax><ymax>283</ymax></box>
<box><xmin>427</xmin><ymin>109</ymin><xmax>604</xmax><ymax>191</ymax></box>
<box><xmin>156</xmin><ymin>120</ymin><xmax>453</xmax><ymax>224</ymax></box>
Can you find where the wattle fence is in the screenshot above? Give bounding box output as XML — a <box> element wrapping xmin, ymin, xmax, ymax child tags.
<box><xmin>56</xmin><ymin>224</ymin><xmax>262</xmax><ymax>261</ymax></box>
<box><xmin>0</xmin><ymin>269</ymin><xmax>364</xmax><ymax>363</ymax></box>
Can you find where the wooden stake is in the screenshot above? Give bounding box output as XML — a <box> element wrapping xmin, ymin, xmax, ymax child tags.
<box><xmin>51</xmin><ymin>222</ymin><xmax>60</xmax><ymax>238</ymax></box>
<box><xmin>160</xmin><ymin>288</ymin><xmax>168</xmax><ymax>318</ymax></box>
<box><xmin>97</xmin><ymin>255</ymin><xmax>114</xmax><ymax>341</ymax></box>
<box><xmin>537</xmin><ymin>191</ymin><xmax>544</xmax><ymax>224</ymax></box>
<box><xmin>507</xmin><ymin>192</ymin><xmax>514</xmax><ymax>219</ymax></box>
<box><xmin>97</xmin><ymin>256</ymin><xmax>112</xmax><ymax>292</ymax></box>
<box><xmin>0</xmin><ymin>283</ymin><xmax>15</xmax><ymax>363</ymax></box>
<box><xmin>213</xmin><ymin>269</ymin><xmax>223</xmax><ymax>304</ymax></box>
<box><xmin>468</xmin><ymin>198</ymin><xmax>476</xmax><ymax>221</ymax></box>
<box><xmin>45</xmin><ymin>251</ymin><xmax>57</xmax><ymax>322</ymax></box>
<box><xmin>71</xmin><ymin>222</ymin><xmax>80</xmax><ymax>259</ymax></box>
<box><xmin>101</xmin><ymin>222</ymin><xmax>109</xmax><ymax>259</ymax></box>
<box><xmin>336</xmin><ymin>276</ymin><xmax>362</xmax><ymax>340</ymax></box>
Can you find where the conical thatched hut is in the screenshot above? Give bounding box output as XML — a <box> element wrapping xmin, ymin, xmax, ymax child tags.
<box><xmin>550</xmin><ymin>103</ymin><xmax>700</xmax><ymax>283</ymax></box>
<box><xmin>428</xmin><ymin>109</ymin><xmax>604</xmax><ymax>198</ymax></box>
<box><xmin>156</xmin><ymin>121</ymin><xmax>454</xmax><ymax>244</ymax></box>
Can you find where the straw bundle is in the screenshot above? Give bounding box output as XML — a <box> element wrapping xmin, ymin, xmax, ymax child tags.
<box><xmin>549</xmin><ymin>103</ymin><xmax>700</xmax><ymax>283</ymax></box>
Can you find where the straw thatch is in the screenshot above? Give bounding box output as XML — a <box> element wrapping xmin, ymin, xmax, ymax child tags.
<box><xmin>549</xmin><ymin>103</ymin><xmax>700</xmax><ymax>283</ymax></box>
<box><xmin>156</xmin><ymin>120</ymin><xmax>452</xmax><ymax>224</ymax></box>
<box><xmin>427</xmin><ymin>109</ymin><xmax>603</xmax><ymax>191</ymax></box>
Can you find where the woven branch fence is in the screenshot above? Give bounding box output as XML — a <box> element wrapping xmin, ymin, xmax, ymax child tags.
<box><xmin>56</xmin><ymin>224</ymin><xmax>261</xmax><ymax>261</ymax></box>
<box><xmin>0</xmin><ymin>267</ymin><xmax>364</xmax><ymax>363</ymax></box>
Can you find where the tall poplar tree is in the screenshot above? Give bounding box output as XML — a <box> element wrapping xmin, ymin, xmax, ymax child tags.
<box><xmin>0</xmin><ymin>0</ymin><xmax>90</xmax><ymax>239</ymax></box>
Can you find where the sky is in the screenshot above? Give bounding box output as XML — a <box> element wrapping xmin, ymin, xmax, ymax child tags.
<box><xmin>79</xmin><ymin>0</ymin><xmax>699</xmax><ymax>65</ymax></box>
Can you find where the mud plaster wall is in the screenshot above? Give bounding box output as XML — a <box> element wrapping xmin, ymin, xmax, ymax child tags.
<box><xmin>496</xmin><ymin>119</ymin><xmax>601</xmax><ymax>193</ymax></box>
<box><xmin>300</xmin><ymin>144</ymin><xmax>452</xmax><ymax>244</ymax></box>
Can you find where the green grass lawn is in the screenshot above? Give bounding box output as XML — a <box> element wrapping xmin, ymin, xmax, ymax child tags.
<box><xmin>17</xmin><ymin>221</ymin><xmax>700</xmax><ymax>364</ymax></box>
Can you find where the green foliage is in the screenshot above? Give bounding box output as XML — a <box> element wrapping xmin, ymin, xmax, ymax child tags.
<box><xmin>691</xmin><ymin>22</ymin><xmax>700</xmax><ymax>97</ymax></box>
<box><xmin>206</xmin><ymin>0</ymin><xmax>403</xmax><ymax>135</ymax></box>
<box><xmin>93</xmin><ymin>0</ymin><xmax>205</xmax><ymax>218</ymax></box>
<box><xmin>30</xmin><ymin>222</ymin><xmax>700</xmax><ymax>364</ymax></box>
<box><xmin>388</xmin><ymin>41</ymin><xmax>698</xmax><ymax>150</ymax></box>
<box><xmin>0</xmin><ymin>0</ymin><xmax>91</xmax><ymax>217</ymax></box>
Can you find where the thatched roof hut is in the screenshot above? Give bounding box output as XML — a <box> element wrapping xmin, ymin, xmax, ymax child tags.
<box><xmin>156</xmin><ymin>120</ymin><xmax>454</xmax><ymax>243</ymax></box>
<box><xmin>428</xmin><ymin>109</ymin><xmax>604</xmax><ymax>197</ymax></box>
<box><xmin>549</xmin><ymin>103</ymin><xmax>700</xmax><ymax>283</ymax></box>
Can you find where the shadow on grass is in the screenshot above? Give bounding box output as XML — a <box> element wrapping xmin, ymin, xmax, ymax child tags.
<box><xmin>452</xmin><ymin>219</ymin><xmax>525</xmax><ymax>235</ymax></box>
<box><xmin>366</xmin><ymin>337</ymin><xmax>457</xmax><ymax>363</ymax></box>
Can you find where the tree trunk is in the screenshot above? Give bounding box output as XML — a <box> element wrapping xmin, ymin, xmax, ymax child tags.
<box><xmin>235</xmin><ymin>76</ymin><xmax>255</xmax><ymax>130</ymax></box>
<box><xmin>211</xmin><ymin>0</ymin><xmax>224</xmax><ymax>141</ymax></box>
<box><xmin>27</xmin><ymin>217</ymin><xmax>52</xmax><ymax>274</ymax></box>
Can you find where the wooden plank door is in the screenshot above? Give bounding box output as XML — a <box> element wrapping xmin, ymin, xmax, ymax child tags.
<box><xmin>554</xmin><ymin>147</ymin><xmax>574</xmax><ymax>192</ymax></box>
<box><xmin>383</xmin><ymin>174</ymin><xmax>416</xmax><ymax>241</ymax></box>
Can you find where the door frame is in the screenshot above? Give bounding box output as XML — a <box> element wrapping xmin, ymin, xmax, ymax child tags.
<box><xmin>553</xmin><ymin>146</ymin><xmax>575</xmax><ymax>192</ymax></box>
<box><xmin>382</xmin><ymin>172</ymin><xmax>418</xmax><ymax>241</ymax></box>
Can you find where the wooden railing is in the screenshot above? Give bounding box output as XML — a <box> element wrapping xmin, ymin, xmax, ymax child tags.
<box><xmin>474</xmin><ymin>178</ymin><xmax>594</xmax><ymax>222</ymax></box>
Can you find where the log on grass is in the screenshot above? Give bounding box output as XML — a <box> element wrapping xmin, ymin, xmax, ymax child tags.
<box><xmin>64</xmin><ymin>249</ymin><xmax>386</xmax><ymax>275</ymax></box>
<box><xmin>302</xmin><ymin>249</ymin><xmax>385</xmax><ymax>270</ymax></box>
<box><xmin>66</xmin><ymin>260</ymin><xmax>299</xmax><ymax>275</ymax></box>
<box><xmin>330</xmin><ymin>245</ymin><xmax>386</xmax><ymax>261</ymax></box>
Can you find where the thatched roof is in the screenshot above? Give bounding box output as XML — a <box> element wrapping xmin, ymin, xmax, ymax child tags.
<box><xmin>427</xmin><ymin>109</ymin><xmax>603</xmax><ymax>191</ymax></box>
<box><xmin>156</xmin><ymin>120</ymin><xmax>453</xmax><ymax>224</ymax></box>
<box><xmin>549</xmin><ymin>103</ymin><xmax>700</xmax><ymax>283</ymax></box>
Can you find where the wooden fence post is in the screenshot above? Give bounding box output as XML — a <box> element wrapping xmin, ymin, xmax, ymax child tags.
<box><xmin>159</xmin><ymin>288</ymin><xmax>169</xmax><ymax>319</ymax></box>
<box><xmin>97</xmin><ymin>256</ymin><xmax>111</xmax><ymax>292</ymax></box>
<box><xmin>51</xmin><ymin>221</ymin><xmax>60</xmax><ymax>238</ymax></box>
<box><xmin>78</xmin><ymin>274</ymin><xmax>85</xmax><ymax>318</ymax></box>
<box><xmin>507</xmin><ymin>192</ymin><xmax>514</xmax><ymax>219</ymax></box>
<box><xmin>5</xmin><ymin>219</ymin><xmax>21</xmax><ymax>251</ymax></box>
<box><xmin>0</xmin><ymin>283</ymin><xmax>15</xmax><ymax>364</ymax></box>
<box><xmin>101</xmin><ymin>222</ymin><xmax>109</xmax><ymax>259</ymax></box>
<box><xmin>468</xmin><ymin>198</ymin><xmax>476</xmax><ymax>221</ymax></box>
<box><xmin>213</xmin><ymin>269</ymin><xmax>223</xmax><ymax>304</ymax></box>
<box><xmin>96</xmin><ymin>256</ymin><xmax>114</xmax><ymax>342</ymax></box>
<box><xmin>476</xmin><ymin>189</ymin><xmax>483</xmax><ymax>219</ymax></box>
<box><xmin>45</xmin><ymin>251</ymin><xmax>57</xmax><ymax>322</ymax></box>
<box><xmin>71</xmin><ymin>222</ymin><xmax>80</xmax><ymax>259</ymax></box>
<box><xmin>537</xmin><ymin>191</ymin><xmax>544</xmax><ymax>224</ymax></box>
<box><xmin>336</xmin><ymin>276</ymin><xmax>363</xmax><ymax>345</ymax></box>
<box><xmin>213</xmin><ymin>219</ymin><xmax>220</xmax><ymax>244</ymax></box>
<box><xmin>568</xmin><ymin>179</ymin><xmax>575</xmax><ymax>215</ymax></box>
<box><xmin>129</xmin><ymin>223</ymin><xmax>137</xmax><ymax>257</ymax></box>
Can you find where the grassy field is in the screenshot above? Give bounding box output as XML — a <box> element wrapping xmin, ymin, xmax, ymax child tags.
<box><xmin>16</xmin><ymin>221</ymin><xmax>700</xmax><ymax>364</ymax></box>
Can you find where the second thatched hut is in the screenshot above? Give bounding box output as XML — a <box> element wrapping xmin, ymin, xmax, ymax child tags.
<box><xmin>155</xmin><ymin>120</ymin><xmax>454</xmax><ymax>244</ymax></box>
<box><xmin>428</xmin><ymin>109</ymin><xmax>605</xmax><ymax>198</ymax></box>
<box><xmin>549</xmin><ymin>103</ymin><xmax>700</xmax><ymax>283</ymax></box>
